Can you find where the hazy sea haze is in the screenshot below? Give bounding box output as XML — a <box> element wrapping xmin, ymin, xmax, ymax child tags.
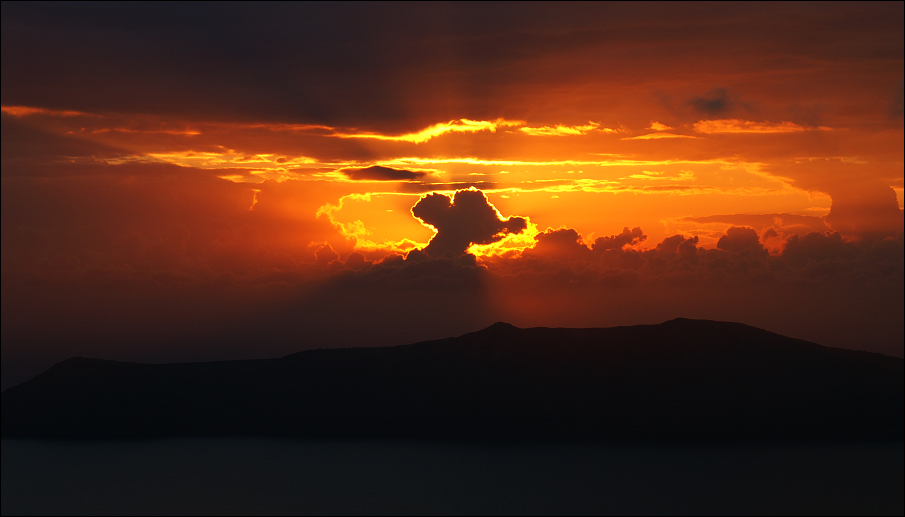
<box><xmin>2</xmin><ymin>438</ymin><xmax>902</xmax><ymax>515</ymax></box>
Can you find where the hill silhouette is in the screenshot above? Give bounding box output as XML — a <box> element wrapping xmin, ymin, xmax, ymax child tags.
<box><xmin>2</xmin><ymin>319</ymin><xmax>902</xmax><ymax>441</ymax></box>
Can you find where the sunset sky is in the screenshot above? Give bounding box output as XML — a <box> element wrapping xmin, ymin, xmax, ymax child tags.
<box><xmin>2</xmin><ymin>2</ymin><xmax>902</xmax><ymax>388</ymax></box>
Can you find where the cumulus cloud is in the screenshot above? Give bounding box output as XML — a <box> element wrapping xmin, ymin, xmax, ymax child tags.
<box><xmin>781</xmin><ymin>231</ymin><xmax>855</xmax><ymax>267</ymax></box>
<box><xmin>655</xmin><ymin>234</ymin><xmax>699</xmax><ymax>254</ymax></box>
<box><xmin>342</xmin><ymin>165</ymin><xmax>426</xmax><ymax>181</ymax></box>
<box><xmin>490</xmin><ymin>223</ymin><xmax>901</xmax><ymax>296</ymax></box>
<box><xmin>410</xmin><ymin>188</ymin><xmax>528</xmax><ymax>257</ymax></box>
<box><xmin>373</xmin><ymin>220</ymin><xmax>902</xmax><ymax>299</ymax></box>
<box><xmin>716</xmin><ymin>226</ymin><xmax>765</xmax><ymax>252</ymax></box>
<box><xmin>824</xmin><ymin>186</ymin><xmax>904</xmax><ymax>240</ymax></box>
<box><xmin>343</xmin><ymin>251</ymin><xmax>372</xmax><ymax>270</ymax></box>
<box><xmin>593</xmin><ymin>227</ymin><xmax>647</xmax><ymax>251</ymax></box>
<box><xmin>315</xmin><ymin>243</ymin><xmax>340</xmax><ymax>264</ymax></box>
<box><xmin>529</xmin><ymin>227</ymin><xmax>593</xmax><ymax>260</ymax></box>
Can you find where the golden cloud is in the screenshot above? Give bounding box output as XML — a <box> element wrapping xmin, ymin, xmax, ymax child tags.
<box><xmin>334</xmin><ymin>118</ymin><xmax>523</xmax><ymax>144</ymax></box>
<box><xmin>621</xmin><ymin>133</ymin><xmax>699</xmax><ymax>140</ymax></box>
<box><xmin>648</xmin><ymin>121</ymin><xmax>674</xmax><ymax>131</ymax></box>
<box><xmin>519</xmin><ymin>122</ymin><xmax>616</xmax><ymax>136</ymax></box>
<box><xmin>693</xmin><ymin>119</ymin><xmax>832</xmax><ymax>134</ymax></box>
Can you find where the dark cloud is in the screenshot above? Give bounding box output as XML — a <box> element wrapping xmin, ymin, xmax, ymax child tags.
<box><xmin>781</xmin><ymin>231</ymin><xmax>854</xmax><ymax>267</ymax></box>
<box><xmin>511</xmin><ymin>224</ymin><xmax>901</xmax><ymax>289</ymax></box>
<box><xmin>687</xmin><ymin>88</ymin><xmax>731</xmax><ymax>115</ymax></box>
<box><xmin>825</xmin><ymin>186</ymin><xmax>904</xmax><ymax>240</ymax></box>
<box><xmin>4</xmin><ymin>3</ymin><xmax>900</xmax><ymax>133</ymax></box>
<box><xmin>525</xmin><ymin>227</ymin><xmax>697</xmax><ymax>267</ymax></box>
<box><xmin>411</xmin><ymin>188</ymin><xmax>527</xmax><ymax>257</ymax></box>
<box><xmin>717</xmin><ymin>227</ymin><xmax>765</xmax><ymax>253</ymax></box>
<box><xmin>343</xmin><ymin>251</ymin><xmax>372</xmax><ymax>270</ymax></box>
<box><xmin>315</xmin><ymin>244</ymin><xmax>340</xmax><ymax>265</ymax></box>
<box><xmin>681</xmin><ymin>88</ymin><xmax>759</xmax><ymax>118</ymax></box>
<box><xmin>342</xmin><ymin>165</ymin><xmax>425</xmax><ymax>181</ymax></box>
<box><xmin>528</xmin><ymin>227</ymin><xmax>593</xmax><ymax>260</ymax></box>
<box><xmin>654</xmin><ymin>235</ymin><xmax>698</xmax><ymax>253</ymax></box>
<box><xmin>593</xmin><ymin>226</ymin><xmax>647</xmax><ymax>251</ymax></box>
<box><xmin>334</xmin><ymin>251</ymin><xmax>485</xmax><ymax>289</ymax></box>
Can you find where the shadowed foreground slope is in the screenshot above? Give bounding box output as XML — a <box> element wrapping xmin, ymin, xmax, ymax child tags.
<box><xmin>2</xmin><ymin>319</ymin><xmax>902</xmax><ymax>441</ymax></box>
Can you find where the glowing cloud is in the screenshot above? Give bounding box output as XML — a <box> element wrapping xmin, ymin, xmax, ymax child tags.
<box><xmin>622</xmin><ymin>133</ymin><xmax>698</xmax><ymax>140</ymax></box>
<box><xmin>648</xmin><ymin>121</ymin><xmax>674</xmax><ymax>131</ymax></box>
<box><xmin>626</xmin><ymin>170</ymin><xmax>695</xmax><ymax>181</ymax></box>
<box><xmin>693</xmin><ymin>119</ymin><xmax>832</xmax><ymax>134</ymax></box>
<box><xmin>1</xmin><ymin>105</ymin><xmax>90</xmax><ymax>117</ymax></box>
<box><xmin>316</xmin><ymin>193</ymin><xmax>375</xmax><ymax>244</ymax></box>
<box><xmin>519</xmin><ymin>122</ymin><xmax>616</xmax><ymax>136</ymax></box>
<box><xmin>335</xmin><ymin>118</ymin><xmax>523</xmax><ymax>143</ymax></box>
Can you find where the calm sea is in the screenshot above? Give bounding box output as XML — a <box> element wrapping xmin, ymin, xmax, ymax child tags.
<box><xmin>2</xmin><ymin>438</ymin><xmax>902</xmax><ymax>515</ymax></box>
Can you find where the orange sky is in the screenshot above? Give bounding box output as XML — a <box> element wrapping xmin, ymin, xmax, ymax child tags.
<box><xmin>2</xmin><ymin>3</ymin><xmax>902</xmax><ymax>387</ymax></box>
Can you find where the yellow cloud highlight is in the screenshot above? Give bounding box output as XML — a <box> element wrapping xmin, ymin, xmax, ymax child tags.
<box><xmin>316</xmin><ymin>193</ymin><xmax>375</xmax><ymax>242</ymax></box>
<box><xmin>248</xmin><ymin>189</ymin><xmax>261</xmax><ymax>211</ymax></box>
<box><xmin>622</xmin><ymin>133</ymin><xmax>698</xmax><ymax>140</ymax></box>
<box><xmin>246</xmin><ymin>122</ymin><xmax>335</xmax><ymax>132</ymax></box>
<box><xmin>145</xmin><ymin>151</ymin><xmax>320</xmax><ymax>174</ymax></box>
<box><xmin>519</xmin><ymin>122</ymin><xmax>616</xmax><ymax>136</ymax></box>
<box><xmin>626</xmin><ymin>170</ymin><xmax>695</xmax><ymax>181</ymax></box>
<box><xmin>468</xmin><ymin>219</ymin><xmax>540</xmax><ymax>258</ymax></box>
<box><xmin>316</xmin><ymin>193</ymin><xmax>432</xmax><ymax>253</ymax></box>
<box><xmin>648</xmin><ymin>121</ymin><xmax>674</xmax><ymax>131</ymax></box>
<box><xmin>334</xmin><ymin>118</ymin><xmax>523</xmax><ymax>144</ymax></box>
<box><xmin>693</xmin><ymin>119</ymin><xmax>832</xmax><ymax>133</ymax></box>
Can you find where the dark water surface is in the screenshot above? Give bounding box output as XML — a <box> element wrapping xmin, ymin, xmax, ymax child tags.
<box><xmin>2</xmin><ymin>439</ymin><xmax>902</xmax><ymax>515</ymax></box>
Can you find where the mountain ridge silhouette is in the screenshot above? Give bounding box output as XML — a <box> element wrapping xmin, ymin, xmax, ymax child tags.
<box><xmin>3</xmin><ymin>319</ymin><xmax>902</xmax><ymax>442</ymax></box>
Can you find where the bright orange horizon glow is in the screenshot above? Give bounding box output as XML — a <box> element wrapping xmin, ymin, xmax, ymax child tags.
<box><xmin>4</xmin><ymin>101</ymin><xmax>892</xmax><ymax>252</ymax></box>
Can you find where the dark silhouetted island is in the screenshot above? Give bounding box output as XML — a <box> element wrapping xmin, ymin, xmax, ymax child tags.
<box><xmin>2</xmin><ymin>319</ymin><xmax>902</xmax><ymax>441</ymax></box>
